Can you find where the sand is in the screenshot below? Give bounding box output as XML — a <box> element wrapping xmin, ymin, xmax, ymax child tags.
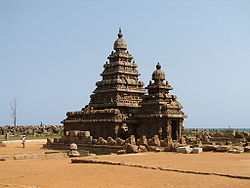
<box><xmin>0</xmin><ymin>141</ymin><xmax>250</xmax><ymax>188</ymax></box>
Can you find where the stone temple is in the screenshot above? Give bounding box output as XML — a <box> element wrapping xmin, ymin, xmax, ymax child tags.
<box><xmin>61</xmin><ymin>29</ymin><xmax>187</xmax><ymax>142</ymax></box>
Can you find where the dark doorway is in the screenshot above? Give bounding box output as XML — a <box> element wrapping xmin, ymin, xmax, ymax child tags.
<box><xmin>171</xmin><ymin>120</ymin><xmax>178</xmax><ymax>140</ymax></box>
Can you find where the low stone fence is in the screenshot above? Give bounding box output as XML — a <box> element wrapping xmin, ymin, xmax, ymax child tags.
<box><xmin>0</xmin><ymin>125</ymin><xmax>63</xmax><ymax>137</ymax></box>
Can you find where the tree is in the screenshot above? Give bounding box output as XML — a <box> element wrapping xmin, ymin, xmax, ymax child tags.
<box><xmin>11</xmin><ymin>98</ymin><xmax>17</xmax><ymax>126</ymax></box>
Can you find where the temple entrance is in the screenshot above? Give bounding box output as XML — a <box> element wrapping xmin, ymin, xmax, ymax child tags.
<box><xmin>171</xmin><ymin>120</ymin><xmax>178</xmax><ymax>140</ymax></box>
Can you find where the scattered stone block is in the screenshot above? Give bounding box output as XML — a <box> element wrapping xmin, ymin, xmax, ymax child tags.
<box><xmin>107</xmin><ymin>137</ymin><xmax>116</xmax><ymax>145</ymax></box>
<box><xmin>202</xmin><ymin>145</ymin><xmax>217</xmax><ymax>151</ymax></box>
<box><xmin>138</xmin><ymin>145</ymin><xmax>148</xmax><ymax>152</ymax></box>
<box><xmin>146</xmin><ymin>146</ymin><xmax>163</xmax><ymax>152</ymax></box>
<box><xmin>125</xmin><ymin>144</ymin><xmax>139</xmax><ymax>153</ymax></box>
<box><xmin>177</xmin><ymin>146</ymin><xmax>193</xmax><ymax>154</ymax></box>
<box><xmin>125</xmin><ymin>135</ymin><xmax>136</xmax><ymax>145</ymax></box>
<box><xmin>164</xmin><ymin>143</ymin><xmax>178</xmax><ymax>152</ymax></box>
<box><xmin>115</xmin><ymin>138</ymin><xmax>125</xmax><ymax>146</ymax></box>
<box><xmin>0</xmin><ymin>141</ymin><xmax>6</xmax><ymax>147</ymax></box>
<box><xmin>244</xmin><ymin>146</ymin><xmax>250</xmax><ymax>152</ymax></box>
<box><xmin>228</xmin><ymin>148</ymin><xmax>244</xmax><ymax>154</ymax></box>
<box><xmin>191</xmin><ymin>147</ymin><xmax>203</xmax><ymax>154</ymax></box>
<box><xmin>68</xmin><ymin>143</ymin><xmax>80</xmax><ymax>157</ymax></box>
<box><xmin>117</xmin><ymin>150</ymin><xmax>126</xmax><ymax>155</ymax></box>
<box><xmin>97</xmin><ymin>137</ymin><xmax>108</xmax><ymax>145</ymax></box>
<box><xmin>215</xmin><ymin>146</ymin><xmax>229</xmax><ymax>152</ymax></box>
<box><xmin>46</xmin><ymin>138</ymin><xmax>53</xmax><ymax>145</ymax></box>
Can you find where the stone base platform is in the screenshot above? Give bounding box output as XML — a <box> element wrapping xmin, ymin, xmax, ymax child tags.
<box><xmin>44</xmin><ymin>143</ymin><xmax>123</xmax><ymax>155</ymax></box>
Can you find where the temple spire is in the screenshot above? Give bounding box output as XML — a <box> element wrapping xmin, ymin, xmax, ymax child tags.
<box><xmin>118</xmin><ymin>28</ymin><xmax>123</xmax><ymax>38</ymax></box>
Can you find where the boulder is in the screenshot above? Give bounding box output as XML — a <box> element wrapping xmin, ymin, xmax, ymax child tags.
<box><xmin>177</xmin><ymin>146</ymin><xmax>193</xmax><ymax>154</ymax></box>
<box><xmin>0</xmin><ymin>141</ymin><xmax>6</xmax><ymax>147</ymax></box>
<box><xmin>68</xmin><ymin>143</ymin><xmax>80</xmax><ymax>157</ymax></box>
<box><xmin>244</xmin><ymin>146</ymin><xmax>250</xmax><ymax>152</ymax></box>
<box><xmin>191</xmin><ymin>147</ymin><xmax>203</xmax><ymax>154</ymax></box>
<box><xmin>215</xmin><ymin>146</ymin><xmax>229</xmax><ymax>152</ymax></box>
<box><xmin>107</xmin><ymin>137</ymin><xmax>116</xmax><ymax>145</ymax></box>
<box><xmin>70</xmin><ymin>143</ymin><xmax>78</xmax><ymax>150</ymax></box>
<box><xmin>202</xmin><ymin>145</ymin><xmax>217</xmax><ymax>151</ymax></box>
<box><xmin>138</xmin><ymin>145</ymin><xmax>148</xmax><ymax>152</ymax></box>
<box><xmin>146</xmin><ymin>146</ymin><xmax>163</xmax><ymax>152</ymax></box>
<box><xmin>125</xmin><ymin>135</ymin><xmax>136</xmax><ymax>145</ymax></box>
<box><xmin>83</xmin><ymin>136</ymin><xmax>93</xmax><ymax>143</ymax></box>
<box><xmin>68</xmin><ymin>150</ymin><xmax>80</xmax><ymax>157</ymax></box>
<box><xmin>125</xmin><ymin>144</ymin><xmax>139</xmax><ymax>153</ymax></box>
<box><xmin>164</xmin><ymin>143</ymin><xmax>178</xmax><ymax>152</ymax></box>
<box><xmin>97</xmin><ymin>137</ymin><xmax>107</xmax><ymax>145</ymax></box>
<box><xmin>117</xmin><ymin>150</ymin><xmax>126</xmax><ymax>155</ymax></box>
<box><xmin>228</xmin><ymin>148</ymin><xmax>244</xmax><ymax>154</ymax></box>
<box><xmin>46</xmin><ymin>138</ymin><xmax>53</xmax><ymax>145</ymax></box>
<box><xmin>148</xmin><ymin>135</ymin><xmax>161</xmax><ymax>146</ymax></box>
<box><xmin>137</xmin><ymin>135</ymin><xmax>148</xmax><ymax>146</ymax></box>
<box><xmin>115</xmin><ymin>138</ymin><xmax>125</xmax><ymax>146</ymax></box>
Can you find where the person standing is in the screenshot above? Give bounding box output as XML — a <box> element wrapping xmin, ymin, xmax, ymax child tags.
<box><xmin>21</xmin><ymin>135</ymin><xmax>26</xmax><ymax>148</ymax></box>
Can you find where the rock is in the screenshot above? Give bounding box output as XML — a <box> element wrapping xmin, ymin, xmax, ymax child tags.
<box><xmin>164</xmin><ymin>143</ymin><xmax>178</xmax><ymax>152</ymax></box>
<box><xmin>125</xmin><ymin>135</ymin><xmax>136</xmax><ymax>145</ymax></box>
<box><xmin>137</xmin><ymin>135</ymin><xmax>148</xmax><ymax>146</ymax></box>
<box><xmin>191</xmin><ymin>147</ymin><xmax>203</xmax><ymax>154</ymax></box>
<box><xmin>115</xmin><ymin>138</ymin><xmax>125</xmax><ymax>146</ymax></box>
<box><xmin>160</xmin><ymin>140</ymin><xmax>167</xmax><ymax>147</ymax></box>
<box><xmin>177</xmin><ymin>146</ymin><xmax>193</xmax><ymax>154</ymax></box>
<box><xmin>228</xmin><ymin>148</ymin><xmax>244</xmax><ymax>154</ymax></box>
<box><xmin>138</xmin><ymin>145</ymin><xmax>148</xmax><ymax>152</ymax></box>
<box><xmin>216</xmin><ymin>146</ymin><xmax>229</xmax><ymax>152</ymax></box>
<box><xmin>242</xmin><ymin>131</ymin><xmax>249</xmax><ymax>137</ymax></box>
<box><xmin>0</xmin><ymin>141</ymin><xmax>6</xmax><ymax>147</ymax></box>
<box><xmin>68</xmin><ymin>150</ymin><xmax>80</xmax><ymax>157</ymax></box>
<box><xmin>92</xmin><ymin>139</ymin><xmax>98</xmax><ymax>145</ymax></box>
<box><xmin>83</xmin><ymin>136</ymin><xmax>93</xmax><ymax>143</ymax></box>
<box><xmin>146</xmin><ymin>146</ymin><xmax>163</xmax><ymax>152</ymax></box>
<box><xmin>235</xmin><ymin>132</ymin><xmax>244</xmax><ymax>139</ymax></box>
<box><xmin>97</xmin><ymin>137</ymin><xmax>108</xmax><ymax>145</ymax></box>
<box><xmin>117</xmin><ymin>150</ymin><xmax>126</xmax><ymax>155</ymax></box>
<box><xmin>70</xmin><ymin>143</ymin><xmax>78</xmax><ymax>150</ymax></box>
<box><xmin>244</xmin><ymin>146</ymin><xmax>250</xmax><ymax>152</ymax></box>
<box><xmin>107</xmin><ymin>137</ymin><xmax>116</xmax><ymax>145</ymax></box>
<box><xmin>202</xmin><ymin>145</ymin><xmax>217</xmax><ymax>151</ymax></box>
<box><xmin>148</xmin><ymin>135</ymin><xmax>161</xmax><ymax>146</ymax></box>
<box><xmin>125</xmin><ymin>144</ymin><xmax>139</xmax><ymax>153</ymax></box>
<box><xmin>68</xmin><ymin>143</ymin><xmax>80</xmax><ymax>157</ymax></box>
<box><xmin>46</xmin><ymin>138</ymin><xmax>53</xmax><ymax>145</ymax></box>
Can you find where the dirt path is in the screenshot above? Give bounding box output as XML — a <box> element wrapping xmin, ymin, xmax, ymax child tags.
<box><xmin>1</xmin><ymin>141</ymin><xmax>250</xmax><ymax>187</ymax></box>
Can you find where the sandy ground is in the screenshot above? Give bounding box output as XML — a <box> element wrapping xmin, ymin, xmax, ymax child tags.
<box><xmin>0</xmin><ymin>141</ymin><xmax>250</xmax><ymax>188</ymax></box>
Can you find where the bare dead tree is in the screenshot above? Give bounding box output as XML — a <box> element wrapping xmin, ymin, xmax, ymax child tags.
<box><xmin>11</xmin><ymin>98</ymin><xmax>17</xmax><ymax>126</ymax></box>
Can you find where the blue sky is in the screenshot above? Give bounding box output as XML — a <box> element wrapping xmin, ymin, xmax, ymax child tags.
<box><xmin>0</xmin><ymin>0</ymin><xmax>250</xmax><ymax>128</ymax></box>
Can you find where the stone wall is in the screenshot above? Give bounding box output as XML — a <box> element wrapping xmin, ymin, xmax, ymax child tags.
<box><xmin>0</xmin><ymin>125</ymin><xmax>63</xmax><ymax>137</ymax></box>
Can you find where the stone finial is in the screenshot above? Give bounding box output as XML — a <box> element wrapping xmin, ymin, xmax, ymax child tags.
<box><xmin>156</xmin><ymin>62</ymin><xmax>161</xmax><ymax>69</ymax></box>
<box><xmin>118</xmin><ymin>28</ymin><xmax>123</xmax><ymax>38</ymax></box>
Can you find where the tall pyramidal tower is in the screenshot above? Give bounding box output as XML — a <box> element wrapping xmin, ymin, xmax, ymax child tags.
<box><xmin>62</xmin><ymin>29</ymin><xmax>146</xmax><ymax>138</ymax></box>
<box><xmin>89</xmin><ymin>28</ymin><xmax>146</xmax><ymax>110</ymax></box>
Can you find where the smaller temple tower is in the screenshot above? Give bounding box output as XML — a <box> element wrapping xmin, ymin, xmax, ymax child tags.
<box><xmin>134</xmin><ymin>63</ymin><xmax>187</xmax><ymax>141</ymax></box>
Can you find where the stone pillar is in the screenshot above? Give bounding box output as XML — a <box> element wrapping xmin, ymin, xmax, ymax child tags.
<box><xmin>178</xmin><ymin>119</ymin><xmax>183</xmax><ymax>140</ymax></box>
<box><xmin>166</xmin><ymin>119</ymin><xmax>171</xmax><ymax>140</ymax></box>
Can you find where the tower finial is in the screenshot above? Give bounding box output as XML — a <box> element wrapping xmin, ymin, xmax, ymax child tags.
<box><xmin>156</xmin><ymin>62</ymin><xmax>161</xmax><ymax>69</ymax></box>
<box><xmin>118</xmin><ymin>28</ymin><xmax>123</xmax><ymax>38</ymax></box>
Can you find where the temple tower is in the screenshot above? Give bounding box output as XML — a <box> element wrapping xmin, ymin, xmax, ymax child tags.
<box><xmin>62</xmin><ymin>29</ymin><xmax>145</xmax><ymax>139</ymax></box>
<box><xmin>89</xmin><ymin>28</ymin><xmax>146</xmax><ymax>111</ymax></box>
<box><xmin>134</xmin><ymin>63</ymin><xmax>187</xmax><ymax>140</ymax></box>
